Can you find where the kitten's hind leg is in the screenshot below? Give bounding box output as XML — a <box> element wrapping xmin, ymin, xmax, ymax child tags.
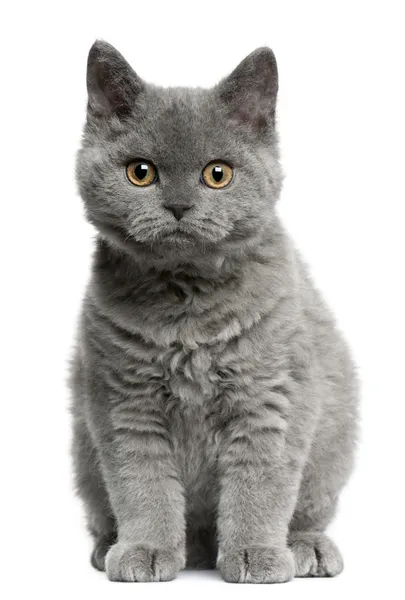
<box><xmin>288</xmin><ymin>387</ymin><xmax>356</xmax><ymax>579</ymax></box>
<box><xmin>91</xmin><ymin>531</ymin><xmax>117</xmax><ymax>572</ymax></box>
<box><xmin>288</xmin><ymin>496</ymin><xmax>343</xmax><ymax>577</ymax></box>
<box><xmin>288</xmin><ymin>531</ymin><xmax>343</xmax><ymax>577</ymax></box>
<box><xmin>72</xmin><ymin>415</ymin><xmax>117</xmax><ymax>571</ymax></box>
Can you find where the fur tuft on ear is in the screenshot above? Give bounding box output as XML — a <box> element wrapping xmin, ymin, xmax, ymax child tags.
<box><xmin>216</xmin><ymin>47</ymin><xmax>278</xmax><ymax>134</ymax></box>
<box><xmin>86</xmin><ymin>40</ymin><xmax>144</xmax><ymax>119</ymax></box>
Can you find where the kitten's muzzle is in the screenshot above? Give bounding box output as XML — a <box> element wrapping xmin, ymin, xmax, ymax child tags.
<box><xmin>163</xmin><ymin>204</ymin><xmax>194</xmax><ymax>221</ymax></box>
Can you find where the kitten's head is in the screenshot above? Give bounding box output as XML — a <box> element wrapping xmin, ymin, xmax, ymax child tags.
<box><xmin>77</xmin><ymin>41</ymin><xmax>282</xmax><ymax>263</ymax></box>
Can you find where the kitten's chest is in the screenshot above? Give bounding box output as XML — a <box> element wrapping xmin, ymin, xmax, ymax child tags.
<box><xmin>150</xmin><ymin>342</ymin><xmax>224</xmax><ymax>495</ymax></box>
<box><xmin>169</xmin><ymin>401</ymin><xmax>220</xmax><ymax>499</ymax></box>
<box><xmin>157</xmin><ymin>342</ymin><xmax>220</xmax><ymax>406</ymax></box>
<box><xmin>93</xmin><ymin>268</ymin><xmax>243</xmax><ymax>404</ymax></box>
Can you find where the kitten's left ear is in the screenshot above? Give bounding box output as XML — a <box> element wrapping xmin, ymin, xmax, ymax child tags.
<box><xmin>86</xmin><ymin>40</ymin><xmax>144</xmax><ymax>119</ymax></box>
<box><xmin>216</xmin><ymin>48</ymin><xmax>278</xmax><ymax>133</ymax></box>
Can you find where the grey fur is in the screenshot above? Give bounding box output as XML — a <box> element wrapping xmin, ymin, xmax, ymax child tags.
<box><xmin>70</xmin><ymin>40</ymin><xmax>358</xmax><ymax>583</ymax></box>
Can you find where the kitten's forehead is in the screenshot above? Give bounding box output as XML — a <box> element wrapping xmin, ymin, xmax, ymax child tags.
<box><xmin>117</xmin><ymin>85</ymin><xmax>248</xmax><ymax>169</ymax></box>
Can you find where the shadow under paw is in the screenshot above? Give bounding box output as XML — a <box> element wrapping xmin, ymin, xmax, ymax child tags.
<box><xmin>288</xmin><ymin>532</ymin><xmax>343</xmax><ymax>577</ymax></box>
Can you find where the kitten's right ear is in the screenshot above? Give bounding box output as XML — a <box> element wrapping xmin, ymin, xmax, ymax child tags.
<box><xmin>86</xmin><ymin>40</ymin><xmax>144</xmax><ymax>119</ymax></box>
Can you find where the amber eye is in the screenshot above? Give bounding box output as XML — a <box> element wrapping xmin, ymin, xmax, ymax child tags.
<box><xmin>201</xmin><ymin>161</ymin><xmax>233</xmax><ymax>189</ymax></box>
<box><xmin>126</xmin><ymin>160</ymin><xmax>157</xmax><ymax>187</ymax></box>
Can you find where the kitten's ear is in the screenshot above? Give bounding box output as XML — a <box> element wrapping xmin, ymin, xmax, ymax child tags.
<box><xmin>216</xmin><ymin>48</ymin><xmax>278</xmax><ymax>133</ymax></box>
<box><xmin>86</xmin><ymin>40</ymin><xmax>144</xmax><ymax>119</ymax></box>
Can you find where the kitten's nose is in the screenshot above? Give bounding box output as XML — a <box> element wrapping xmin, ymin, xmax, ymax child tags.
<box><xmin>164</xmin><ymin>204</ymin><xmax>193</xmax><ymax>221</ymax></box>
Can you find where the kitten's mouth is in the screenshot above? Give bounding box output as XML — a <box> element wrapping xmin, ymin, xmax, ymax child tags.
<box><xmin>94</xmin><ymin>218</ymin><xmax>227</xmax><ymax>253</ymax></box>
<box><xmin>160</xmin><ymin>221</ymin><xmax>225</xmax><ymax>246</ymax></box>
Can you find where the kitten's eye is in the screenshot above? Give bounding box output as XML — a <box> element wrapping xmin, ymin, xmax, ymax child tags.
<box><xmin>201</xmin><ymin>161</ymin><xmax>233</xmax><ymax>189</ymax></box>
<box><xmin>126</xmin><ymin>160</ymin><xmax>157</xmax><ymax>187</ymax></box>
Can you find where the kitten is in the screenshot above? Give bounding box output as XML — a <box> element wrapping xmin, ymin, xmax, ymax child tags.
<box><xmin>70</xmin><ymin>41</ymin><xmax>358</xmax><ymax>583</ymax></box>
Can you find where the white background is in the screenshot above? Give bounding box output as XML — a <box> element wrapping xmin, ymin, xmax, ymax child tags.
<box><xmin>2</xmin><ymin>1</ymin><xmax>404</xmax><ymax>598</ymax></box>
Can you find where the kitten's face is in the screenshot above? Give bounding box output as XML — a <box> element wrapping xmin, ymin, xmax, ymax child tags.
<box><xmin>77</xmin><ymin>43</ymin><xmax>282</xmax><ymax>259</ymax></box>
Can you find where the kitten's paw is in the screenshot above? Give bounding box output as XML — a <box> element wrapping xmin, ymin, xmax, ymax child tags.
<box><xmin>91</xmin><ymin>533</ymin><xmax>117</xmax><ymax>571</ymax></box>
<box><xmin>218</xmin><ymin>546</ymin><xmax>294</xmax><ymax>584</ymax></box>
<box><xmin>288</xmin><ymin>532</ymin><xmax>343</xmax><ymax>577</ymax></box>
<box><xmin>105</xmin><ymin>543</ymin><xmax>185</xmax><ymax>582</ymax></box>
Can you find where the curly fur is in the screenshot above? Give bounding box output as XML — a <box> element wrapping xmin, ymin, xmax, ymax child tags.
<box><xmin>70</xmin><ymin>41</ymin><xmax>358</xmax><ymax>583</ymax></box>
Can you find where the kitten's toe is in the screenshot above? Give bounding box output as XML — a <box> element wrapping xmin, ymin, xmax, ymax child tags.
<box><xmin>91</xmin><ymin>533</ymin><xmax>116</xmax><ymax>571</ymax></box>
<box><xmin>218</xmin><ymin>546</ymin><xmax>294</xmax><ymax>584</ymax></box>
<box><xmin>288</xmin><ymin>532</ymin><xmax>343</xmax><ymax>577</ymax></box>
<box><xmin>105</xmin><ymin>543</ymin><xmax>185</xmax><ymax>582</ymax></box>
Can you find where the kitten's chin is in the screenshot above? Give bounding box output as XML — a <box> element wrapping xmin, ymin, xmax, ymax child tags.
<box><xmin>158</xmin><ymin>229</ymin><xmax>225</xmax><ymax>248</ymax></box>
<box><xmin>94</xmin><ymin>221</ymin><xmax>221</xmax><ymax>260</ymax></box>
<box><xmin>159</xmin><ymin>232</ymin><xmax>202</xmax><ymax>247</ymax></box>
<box><xmin>94</xmin><ymin>218</ymin><xmax>265</xmax><ymax>265</ymax></box>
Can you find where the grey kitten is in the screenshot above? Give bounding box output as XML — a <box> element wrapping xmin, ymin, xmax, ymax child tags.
<box><xmin>70</xmin><ymin>40</ymin><xmax>358</xmax><ymax>583</ymax></box>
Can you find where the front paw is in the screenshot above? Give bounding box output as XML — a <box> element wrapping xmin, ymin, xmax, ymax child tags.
<box><xmin>105</xmin><ymin>542</ymin><xmax>185</xmax><ymax>582</ymax></box>
<box><xmin>218</xmin><ymin>546</ymin><xmax>294</xmax><ymax>584</ymax></box>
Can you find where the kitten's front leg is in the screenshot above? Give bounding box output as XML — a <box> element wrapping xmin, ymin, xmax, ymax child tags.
<box><xmin>88</xmin><ymin>382</ymin><xmax>186</xmax><ymax>582</ymax></box>
<box><xmin>216</xmin><ymin>380</ymin><xmax>310</xmax><ymax>584</ymax></box>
